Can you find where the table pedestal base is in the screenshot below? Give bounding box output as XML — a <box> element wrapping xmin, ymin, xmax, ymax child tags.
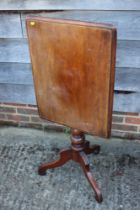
<box><xmin>38</xmin><ymin>129</ymin><xmax>103</xmax><ymax>203</ymax></box>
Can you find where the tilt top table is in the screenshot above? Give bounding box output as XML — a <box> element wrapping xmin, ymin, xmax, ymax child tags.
<box><xmin>26</xmin><ymin>17</ymin><xmax>117</xmax><ymax>203</ymax></box>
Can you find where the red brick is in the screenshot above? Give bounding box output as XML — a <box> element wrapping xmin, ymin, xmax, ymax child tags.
<box><xmin>0</xmin><ymin>106</ymin><xmax>16</xmax><ymax>113</ymax></box>
<box><xmin>0</xmin><ymin>120</ymin><xmax>18</xmax><ymax>127</ymax></box>
<box><xmin>31</xmin><ymin>116</ymin><xmax>43</xmax><ymax>123</ymax></box>
<box><xmin>112</xmin><ymin>123</ymin><xmax>137</xmax><ymax>132</ymax></box>
<box><xmin>112</xmin><ymin>115</ymin><xmax>123</xmax><ymax>123</ymax></box>
<box><xmin>113</xmin><ymin>111</ymin><xmax>126</xmax><ymax>115</ymax></box>
<box><xmin>112</xmin><ymin>130</ymin><xmax>140</xmax><ymax>140</ymax></box>
<box><xmin>125</xmin><ymin>117</ymin><xmax>140</xmax><ymax>125</ymax></box>
<box><xmin>43</xmin><ymin>123</ymin><xmax>65</xmax><ymax>132</ymax></box>
<box><xmin>6</xmin><ymin>114</ymin><xmax>29</xmax><ymax>122</ymax></box>
<box><xmin>19</xmin><ymin>122</ymin><xmax>43</xmax><ymax>130</ymax></box>
<box><xmin>125</xmin><ymin>112</ymin><xmax>139</xmax><ymax>116</ymax></box>
<box><xmin>0</xmin><ymin>113</ymin><xmax>6</xmax><ymax>119</ymax></box>
<box><xmin>2</xmin><ymin>102</ymin><xmax>26</xmax><ymax>107</ymax></box>
<box><xmin>27</xmin><ymin>104</ymin><xmax>37</xmax><ymax>108</ymax></box>
<box><xmin>113</xmin><ymin>111</ymin><xmax>139</xmax><ymax>116</ymax></box>
<box><xmin>17</xmin><ymin>108</ymin><xmax>38</xmax><ymax>115</ymax></box>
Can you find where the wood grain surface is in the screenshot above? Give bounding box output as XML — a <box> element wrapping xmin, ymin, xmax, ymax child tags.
<box><xmin>26</xmin><ymin>17</ymin><xmax>116</xmax><ymax>137</ymax></box>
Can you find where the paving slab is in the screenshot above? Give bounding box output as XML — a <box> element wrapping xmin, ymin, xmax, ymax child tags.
<box><xmin>0</xmin><ymin>127</ymin><xmax>139</xmax><ymax>210</ymax></box>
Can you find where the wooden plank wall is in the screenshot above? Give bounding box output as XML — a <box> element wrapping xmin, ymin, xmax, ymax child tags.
<box><xmin>0</xmin><ymin>1</ymin><xmax>140</xmax><ymax>112</ymax></box>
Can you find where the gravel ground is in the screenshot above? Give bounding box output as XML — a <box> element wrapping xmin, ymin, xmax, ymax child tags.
<box><xmin>0</xmin><ymin>127</ymin><xmax>139</xmax><ymax>210</ymax></box>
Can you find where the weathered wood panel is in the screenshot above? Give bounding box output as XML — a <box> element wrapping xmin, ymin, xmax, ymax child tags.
<box><xmin>0</xmin><ymin>38</ymin><xmax>140</xmax><ymax>68</ymax></box>
<box><xmin>115</xmin><ymin>68</ymin><xmax>140</xmax><ymax>92</ymax></box>
<box><xmin>117</xmin><ymin>41</ymin><xmax>140</xmax><ymax>68</ymax></box>
<box><xmin>0</xmin><ymin>9</ymin><xmax>139</xmax><ymax>112</ymax></box>
<box><xmin>0</xmin><ymin>84</ymin><xmax>36</xmax><ymax>104</ymax></box>
<box><xmin>0</xmin><ymin>62</ymin><xmax>140</xmax><ymax>112</ymax></box>
<box><xmin>0</xmin><ymin>83</ymin><xmax>139</xmax><ymax>112</ymax></box>
<box><xmin>0</xmin><ymin>12</ymin><xmax>22</xmax><ymax>38</ymax></box>
<box><xmin>0</xmin><ymin>0</ymin><xmax>140</xmax><ymax>10</ymax></box>
<box><xmin>114</xmin><ymin>92</ymin><xmax>140</xmax><ymax>112</ymax></box>
<box><xmin>0</xmin><ymin>63</ymin><xmax>32</xmax><ymax>85</ymax></box>
<box><xmin>0</xmin><ymin>11</ymin><xmax>140</xmax><ymax>40</ymax></box>
<box><xmin>22</xmin><ymin>11</ymin><xmax>140</xmax><ymax>40</ymax></box>
<box><xmin>0</xmin><ymin>39</ymin><xmax>30</xmax><ymax>63</ymax></box>
<box><xmin>0</xmin><ymin>63</ymin><xmax>140</xmax><ymax>92</ymax></box>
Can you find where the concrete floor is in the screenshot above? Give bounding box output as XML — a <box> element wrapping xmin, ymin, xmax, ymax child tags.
<box><xmin>0</xmin><ymin>127</ymin><xmax>139</xmax><ymax>210</ymax></box>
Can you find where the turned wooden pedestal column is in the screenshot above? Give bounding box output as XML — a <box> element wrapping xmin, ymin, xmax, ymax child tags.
<box><xmin>38</xmin><ymin>129</ymin><xmax>103</xmax><ymax>203</ymax></box>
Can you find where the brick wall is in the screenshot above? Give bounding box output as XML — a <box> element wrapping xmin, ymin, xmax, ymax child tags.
<box><xmin>0</xmin><ymin>103</ymin><xmax>140</xmax><ymax>140</ymax></box>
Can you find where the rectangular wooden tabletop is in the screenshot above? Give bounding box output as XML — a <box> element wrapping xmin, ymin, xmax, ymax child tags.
<box><xmin>26</xmin><ymin>17</ymin><xmax>116</xmax><ymax>138</ymax></box>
